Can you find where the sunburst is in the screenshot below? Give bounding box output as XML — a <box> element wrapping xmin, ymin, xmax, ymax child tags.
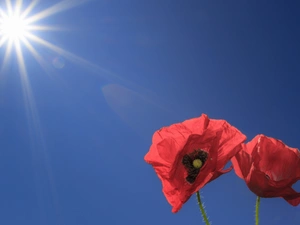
<box><xmin>0</xmin><ymin>0</ymin><xmax>94</xmax><ymax>73</ymax></box>
<box><xmin>0</xmin><ymin>0</ymin><xmax>128</xmax><ymax>85</ymax></box>
<box><xmin>0</xmin><ymin>7</ymin><xmax>29</xmax><ymax>43</ymax></box>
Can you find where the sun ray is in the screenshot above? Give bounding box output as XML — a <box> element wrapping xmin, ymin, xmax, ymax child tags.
<box><xmin>0</xmin><ymin>36</ymin><xmax>8</xmax><ymax>47</ymax></box>
<box><xmin>14</xmin><ymin>36</ymin><xmax>63</xmax><ymax>223</ymax></box>
<box><xmin>27</xmin><ymin>25</ymin><xmax>66</xmax><ymax>31</ymax></box>
<box><xmin>5</xmin><ymin>0</ymin><xmax>13</xmax><ymax>16</ymax></box>
<box><xmin>26</xmin><ymin>32</ymin><xmax>99</xmax><ymax>67</ymax></box>
<box><xmin>0</xmin><ymin>40</ymin><xmax>13</xmax><ymax>74</ymax></box>
<box><xmin>25</xmin><ymin>0</ymin><xmax>91</xmax><ymax>24</ymax></box>
<box><xmin>15</xmin><ymin>0</ymin><xmax>23</xmax><ymax>15</ymax></box>
<box><xmin>20</xmin><ymin>0</ymin><xmax>38</xmax><ymax>19</ymax></box>
<box><xmin>22</xmin><ymin>37</ymin><xmax>54</xmax><ymax>77</ymax></box>
<box><xmin>25</xmin><ymin>31</ymin><xmax>109</xmax><ymax>75</ymax></box>
<box><xmin>0</xmin><ymin>8</ymin><xmax>6</xmax><ymax>21</ymax></box>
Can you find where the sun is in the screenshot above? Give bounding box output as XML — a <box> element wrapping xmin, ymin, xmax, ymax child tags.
<box><xmin>0</xmin><ymin>11</ymin><xmax>29</xmax><ymax>42</ymax></box>
<box><xmin>0</xmin><ymin>0</ymin><xmax>36</xmax><ymax>49</ymax></box>
<box><xmin>0</xmin><ymin>0</ymin><xmax>90</xmax><ymax>70</ymax></box>
<box><xmin>0</xmin><ymin>0</ymin><xmax>34</xmax><ymax>47</ymax></box>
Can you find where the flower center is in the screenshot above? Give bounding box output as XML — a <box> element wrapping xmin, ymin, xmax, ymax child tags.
<box><xmin>182</xmin><ymin>149</ymin><xmax>208</xmax><ymax>184</ymax></box>
<box><xmin>193</xmin><ymin>159</ymin><xmax>203</xmax><ymax>168</ymax></box>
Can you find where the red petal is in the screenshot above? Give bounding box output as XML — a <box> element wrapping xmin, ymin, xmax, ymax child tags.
<box><xmin>284</xmin><ymin>194</ymin><xmax>300</xmax><ymax>206</ymax></box>
<box><xmin>213</xmin><ymin>122</ymin><xmax>246</xmax><ymax>172</ymax></box>
<box><xmin>153</xmin><ymin>113</ymin><xmax>210</xmax><ymax>144</ymax></box>
<box><xmin>246</xmin><ymin>168</ymin><xmax>270</xmax><ymax>197</ymax></box>
<box><xmin>181</xmin><ymin>113</ymin><xmax>210</xmax><ymax>134</ymax></box>
<box><xmin>231</xmin><ymin>143</ymin><xmax>253</xmax><ymax>179</ymax></box>
<box><xmin>280</xmin><ymin>187</ymin><xmax>300</xmax><ymax>206</ymax></box>
<box><xmin>209</xmin><ymin>166</ymin><xmax>233</xmax><ymax>182</ymax></box>
<box><xmin>252</xmin><ymin>135</ymin><xmax>300</xmax><ymax>181</ymax></box>
<box><xmin>145</xmin><ymin>114</ymin><xmax>211</xmax><ymax>167</ymax></box>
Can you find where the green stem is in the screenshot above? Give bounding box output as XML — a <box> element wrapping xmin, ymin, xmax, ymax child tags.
<box><xmin>255</xmin><ymin>196</ymin><xmax>260</xmax><ymax>225</ymax></box>
<box><xmin>196</xmin><ymin>191</ymin><xmax>210</xmax><ymax>225</ymax></box>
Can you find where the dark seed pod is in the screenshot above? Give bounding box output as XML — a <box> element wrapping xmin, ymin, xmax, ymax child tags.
<box><xmin>182</xmin><ymin>149</ymin><xmax>208</xmax><ymax>184</ymax></box>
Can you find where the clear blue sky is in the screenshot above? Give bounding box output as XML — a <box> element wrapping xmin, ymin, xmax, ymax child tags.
<box><xmin>0</xmin><ymin>0</ymin><xmax>300</xmax><ymax>224</ymax></box>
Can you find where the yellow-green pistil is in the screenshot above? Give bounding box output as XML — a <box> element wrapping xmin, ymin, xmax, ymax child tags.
<box><xmin>192</xmin><ymin>159</ymin><xmax>203</xmax><ymax>169</ymax></box>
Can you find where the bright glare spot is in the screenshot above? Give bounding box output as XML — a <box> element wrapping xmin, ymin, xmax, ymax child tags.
<box><xmin>0</xmin><ymin>0</ymin><xmax>93</xmax><ymax>71</ymax></box>
<box><xmin>0</xmin><ymin>0</ymin><xmax>35</xmax><ymax>49</ymax></box>
<box><xmin>0</xmin><ymin>13</ymin><xmax>28</xmax><ymax>41</ymax></box>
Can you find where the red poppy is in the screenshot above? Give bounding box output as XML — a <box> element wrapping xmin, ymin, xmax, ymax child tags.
<box><xmin>231</xmin><ymin>134</ymin><xmax>300</xmax><ymax>206</ymax></box>
<box><xmin>144</xmin><ymin>114</ymin><xmax>246</xmax><ymax>213</ymax></box>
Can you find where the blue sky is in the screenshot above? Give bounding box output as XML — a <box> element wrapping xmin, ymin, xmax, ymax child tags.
<box><xmin>0</xmin><ymin>0</ymin><xmax>300</xmax><ymax>224</ymax></box>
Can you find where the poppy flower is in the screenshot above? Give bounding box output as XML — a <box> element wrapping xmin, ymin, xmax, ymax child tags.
<box><xmin>144</xmin><ymin>114</ymin><xmax>246</xmax><ymax>213</ymax></box>
<box><xmin>231</xmin><ymin>134</ymin><xmax>300</xmax><ymax>206</ymax></box>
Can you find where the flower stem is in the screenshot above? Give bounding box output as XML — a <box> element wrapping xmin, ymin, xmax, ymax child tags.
<box><xmin>255</xmin><ymin>196</ymin><xmax>260</xmax><ymax>225</ymax></box>
<box><xmin>196</xmin><ymin>191</ymin><xmax>210</xmax><ymax>225</ymax></box>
